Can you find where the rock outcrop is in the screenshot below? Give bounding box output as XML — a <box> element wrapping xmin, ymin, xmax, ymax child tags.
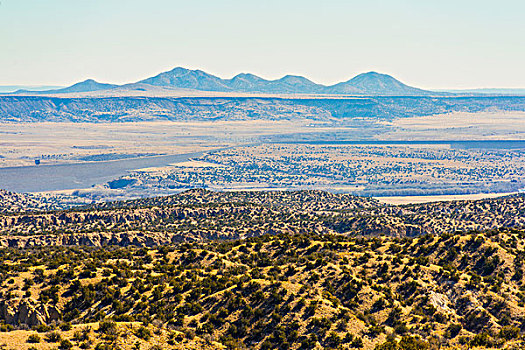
<box><xmin>0</xmin><ymin>231</ymin><xmax>192</xmax><ymax>248</ymax></box>
<box><xmin>0</xmin><ymin>298</ymin><xmax>61</xmax><ymax>326</ymax></box>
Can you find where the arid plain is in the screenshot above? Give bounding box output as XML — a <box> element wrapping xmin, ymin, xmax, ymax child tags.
<box><xmin>1</xmin><ymin>109</ymin><xmax>524</xmax><ymax>204</ymax></box>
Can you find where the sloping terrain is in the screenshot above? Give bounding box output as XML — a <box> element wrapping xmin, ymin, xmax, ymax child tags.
<box><xmin>0</xmin><ymin>190</ymin><xmax>77</xmax><ymax>214</ymax></box>
<box><xmin>1</xmin><ymin>189</ymin><xmax>524</xmax><ymax>248</ymax></box>
<box><xmin>1</xmin><ymin>229</ymin><xmax>525</xmax><ymax>349</ymax></box>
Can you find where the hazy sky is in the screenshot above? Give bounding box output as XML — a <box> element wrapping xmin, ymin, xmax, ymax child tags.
<box><xmin>1</xmin><ymin>0</ymin><xmax>524</xmax><ymax>89</ymax></box>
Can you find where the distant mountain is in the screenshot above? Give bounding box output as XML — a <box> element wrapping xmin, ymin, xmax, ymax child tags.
<box><xmin>54</xmin><ymin>79</ymin><xmax>118</xmax><ymax>93</ymax></box>
<box><xmin>13</xmin><ymin>79</ymin><xmax>117</xmax><ymax>94</ymax></box>
<box><xmin>139</xmin><ymin>67</ymin><xmax>231</xmax><ymax>92</ymax></box>
<box><xmin>327</xmin><ymin>72</ymin><xmax>431</xmax><ymax>95</ymax></box>
<box><xmin>268</xmin><ymin>75</ymin><xmax>324</xmax><ymax>94</ymax></box>
<box><xmin>6</xmin><ymin>67</ymin><xmax>444</xmax><ymax>96</ymax></box>
<box><xmin>0</xmin><ymin>85</ymin><xmax>64</xmax><ymax>93</ymax></box>
<box><xmin>135</xmin><ymin>67</ymin><xmax>435</xmax><ymax>95</ymax></box>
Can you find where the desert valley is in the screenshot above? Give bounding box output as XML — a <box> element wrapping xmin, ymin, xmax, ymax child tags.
<box><xmin>0</xmin><ymin>64</ymin><xmax>524</xmax><ymax>350</ymax></box>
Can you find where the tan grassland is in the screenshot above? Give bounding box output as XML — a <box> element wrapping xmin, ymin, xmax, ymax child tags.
<box><xmin>0</xmin><ymin>120</ymin><xmax>343</xmax><ymax>168</ymax></box>
<box><xmin>381</xmin><ymin>111</ymin><xmax>525</xmax><ymax>140</ymax></box>
<box><xmin>375</xmin><ymin>192</ymin><xmax>518</xmax><ymax>205</ymax></box>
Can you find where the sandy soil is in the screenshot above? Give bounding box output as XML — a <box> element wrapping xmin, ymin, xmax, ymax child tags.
<box><xmin>0</xmin><ymin>120</ymin><xmax>343</xmax><ymax>168</ymax></box>
<box><xmin>375</xmin><ymin>192</ymin><xmax>517</xmax><ymax>205</ymax></box>
<box><xmin>381</xmin><ymin>111</ymin><xmax>525</xmax><ymax>140</ymax></box>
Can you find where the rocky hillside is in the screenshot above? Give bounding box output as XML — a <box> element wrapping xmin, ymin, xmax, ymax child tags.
<box><xmin>1</xmin><ymin>190</ymin><xmax>524</xmax><ymax>248</ymax></box>
<box><xmin>1</xmin><ymin>230</ymin><xmax>525</xmax><ymax>349</ymax></box>
<box><xmin>0</xmin><ymin>189</ymin><xmax>76</xmax><ymax>214</ymax></box>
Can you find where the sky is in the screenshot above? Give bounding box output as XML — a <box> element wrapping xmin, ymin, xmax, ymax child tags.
<box><xmin>0</xmin><ymin>0</ymin><xmax>524</xmax><ymax>89</ymax></box>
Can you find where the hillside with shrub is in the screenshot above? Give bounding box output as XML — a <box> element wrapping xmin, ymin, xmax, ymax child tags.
<box><xmin>1</xmin><ymin>229</ymin><xmax>525</xmax><ymax>349</ymax></box>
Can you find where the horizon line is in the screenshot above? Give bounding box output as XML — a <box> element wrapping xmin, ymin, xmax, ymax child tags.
<box><xmin>1</xmin><ymin>66</ymin><xmax>525</xmax><ymax>91</ymax></box>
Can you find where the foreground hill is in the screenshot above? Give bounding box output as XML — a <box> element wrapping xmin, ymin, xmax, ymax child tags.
<box><xmin>1</xmin><ymin>230</ymin><xmax>525</xmax><ymax>349</ymax></box>
<box><xmin>1</xmin><ymin>189</ymin><xmax>524</xmax><ymax>247</ymax></box>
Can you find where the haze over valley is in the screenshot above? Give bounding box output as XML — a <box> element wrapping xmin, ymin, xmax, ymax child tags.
<box><xmin>1</xmin><ymin>67</ymin><xmax>524</xmax><ymax>203</ymax></box>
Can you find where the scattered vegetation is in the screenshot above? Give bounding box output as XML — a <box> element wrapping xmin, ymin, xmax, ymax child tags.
<box><xmin>1</xmin><ymin>189</ymin><xmax>524</xmax><ymax>244</ymax></box>
<box><xmin>2</xmin><ymin>228</ymin><xmax>525</xmax><ymax>348</ymax></box>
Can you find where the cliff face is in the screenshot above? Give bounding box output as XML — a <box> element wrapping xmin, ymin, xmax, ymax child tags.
<box><xmin>0</xmin><ymin>299</ymin><xmax>60</xmax><ymax>326</ymax></box>
<box><xmin>0</xmin><ymin>95</ymin><xmax>523</xmax><ymax>122</ymax></box>
<box><xmin>0</xmin><ymin>231</ymin><xmax>192</xmax><ymax>248</ymax></box>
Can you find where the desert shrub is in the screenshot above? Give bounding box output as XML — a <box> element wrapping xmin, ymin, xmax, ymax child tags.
<box><xmin>59</xmin><ymin>339</ymin><xmax>74</xmax><ymax>350</ymax></box>
<box><xmin>94</xmin><ymin>343</ymin><xmax>113</xmax><ymax>350</ymax></box>
<box><xmin>399</xmin><ymin>336</ymin><xmax>429</xmax><ymax>349</ymax></box>
<box><xmin>34</xmin><ymin>323</ymin><xmax>52</xmax><ymax>332</ymax></box>
<box><xmin>45</xmin><ymin>331</ymin><xmax>62</xmax><ymax>343</ymax></box>
<box><xmin>59</xmin><ymin>322</ymin><xmax>72</xmax><ymax>331</ymax></box>
<box><xmin>351</xmin><ymin>336</ymin><xmax>363</xmax><ymax>348</ymax></box>
<box><xmin>80</xmin><ymin>340</ymin><xmax>93</xmax><ymax>349</ymax></box>
<box><xmin>368</xmin><ymin>324</ymin><xmax>385</xmax><ymax>337</ymax></box>
<box><xmin>98</xmin><ymin>320</ymin><xmax>117</xmax><ymax>335</ymax></box>
<box><xmin>372</xmin><ymin>297</ymin><xmax>387</xmax><ymax>311</ymax></box>
<box><xmin>0</xmin><ymin>323</ymin><xmax>14</xmax><ymax>332</ymax></box>
<box><xmin>499</xmin><ymin>325</ymin><xmax>520</xmax><ymax>340</ymax></box>
<box><xmin>135</xmin><ymin>326</ymin><xmax>151</xmax><ymax>340</ymax></box>
<box><xmin>375</xmin><ymin>335</ymin><xmax>428</xmax><ymax>350</ymax></box>
<box><xmin>73</xmin><ymin>326</ymin><xmax>91</xmax><ymax>342</ymax></box>
<box><xmin>27</xmin><ymin>334</ymin><xmax>41</xmax><ymax>343</ymax></box>
<box><xmin>445</xmin><ymin>323</ymin><xmax>462</xmax><ymax>338</ymax></box>
<box><xmin>184</xmin><ymin>328</ymin><xmax>196</xmax><ymax>340</ymax></box>
<box><xmin>470</xmin><ymin>332</ymin><xmax>493</xmax><ymax>347</ymax></box>
<box><xmin>325</xmin><ymin>331</ymin><xmax>342</xmax><ymax>347</ymax></box>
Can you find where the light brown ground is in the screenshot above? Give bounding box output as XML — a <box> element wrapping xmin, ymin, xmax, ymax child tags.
<box><xmin>375</xmin><ymin>192</ymin><xmax>517</xmax><ymax>205</ymax></box>
<box><xmin>0</xmin><ymin>323</ymin><xmax>223</xmax><ymax>350</ymax></box>
<box><xmin>0</xmin><ymin>121</ymin><xmax>345</xmax><ymax>168</ymax></box>
<box><xmin>381</xmin><ymin>111</ymin><xmax>525</xmax><ymax>140</ymax></box>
